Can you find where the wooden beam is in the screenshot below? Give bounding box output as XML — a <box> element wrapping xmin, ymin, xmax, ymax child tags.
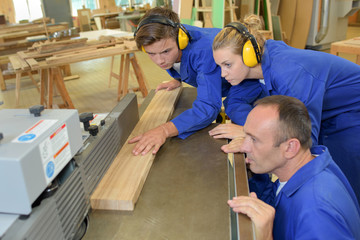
<box><xmin>234</xmin><ymin>153</ymin><xmax>254</xmax><ymax>238</ymax></box>
<box><xmin>90</xmin><ymin>87</ymin><xmax>183</xmax><ymax>211</ymax></box>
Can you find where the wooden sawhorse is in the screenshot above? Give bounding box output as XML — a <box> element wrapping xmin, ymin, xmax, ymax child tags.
<box><xmin>39</xmin><ymin>67</ymin><xmax>75</xmax><ymax>109</ymax></box>
<box><xmin>109</xmin><ymin>52</ymin><xmax>148</xmax><ymax>101</ymax></box>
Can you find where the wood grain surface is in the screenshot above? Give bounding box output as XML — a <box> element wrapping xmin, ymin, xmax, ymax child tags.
<box><xmin>90</xmin><ymin>87</ymin><xmax>182</xmax><ymax>211</ymax></box>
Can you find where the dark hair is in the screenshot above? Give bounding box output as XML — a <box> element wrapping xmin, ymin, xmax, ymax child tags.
<box><xmin>212</xmin><ymin>14</ymin><xmax>266</xmax><ymax>56</ymax></box>
<box><xmin>254</xmin><ymin>95</ymin><xmax>312</xmax><ymax>149</ymax></box>
<box><xmin>134</xmin><ymin>7</ymin><xmax>180</xmax><ymax>50</ymax></box>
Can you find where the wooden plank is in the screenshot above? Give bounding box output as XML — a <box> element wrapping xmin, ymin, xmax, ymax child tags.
<box><xmin>234</xmin><ymin>153</ymin><xmax>254</xmax><ymax>239</ymax></box>
<box><xmin>130</xmin><ymin>54</ymin><xmax>149</xmax><ymax>97</ymax></box>
<box><xmin>265</xmin><ymin>0</ymin><xmax>273</xmax><ymax>39</ymax></box>
<box><xmin>26</xmin><ymin>58</ymin><xmax>39</xmax><ymax>69</ymax></box>
<box><xmin>270</xmin><ymin>0</ymin><xmax>280</xmax><ymax>15</ymax></box>
<box><xmin>63</xmin><ymin>74</ymin><xmax>80</xmax><ymax>81</ymax></box>
<box><xmin>179</xmin><ymin>0</ymin><xmax>194</xmax><ymax>20</ymax></box>
<box><xmin>78</xmin><ymin>8</ymin><xmax>92</xmax><ymax>32</ymax></box>
<box><xmin>201</xmin><ymin>0</ymin><xmax>213</xmax><ymax>28</ymax></box>
<box><xmin>45</xmin><ymin>44</ymin><xmax>127</xmax><ymax>65</ymax></box>
<box><xmin>8</xmin><ymin>55</ymin><xmax>23</xmax><ymax>71</ymax></box>
<box><xmin>278</xmin><ymin>0</ymin><xmax>297</xmax><ymax>45</ymax></box>
<box><xmin>0</xmin><ymin>69</ymin><xmax>6</xmax><ymax>90</ymax></box>
<box><xmin>21</xmin><ymin>40</ymin><xmax>120</xmax><ymax>60</ymax></box>
<box><xmin>90</xmin><ymin>87</ymin><xmax>182</xmax><ymax>211</ymax></box>
<box><xmin>35</xmin><ymin>38</ymin><xmax>88</xmax><ymax>53</ymax></box>
<box><xmin>289</xmin><ymin>0</ymin><xmax>313</xmax><ymax>49</ymax></box>
<box><xmin>272</xmin><ymin>15</ymin><xmax>283</xmax><ymax>40</ymax></box>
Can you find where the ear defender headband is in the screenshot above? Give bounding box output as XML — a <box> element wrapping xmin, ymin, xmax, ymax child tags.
<box><xmin>134</xmin><ymin>15</ymin><xmax>191</xmax><ymax>52</ymax></box>
<box><xmin>224</xmin><ymin>22</ymin><xmax>261</xmax><ymax>67</ymax></box>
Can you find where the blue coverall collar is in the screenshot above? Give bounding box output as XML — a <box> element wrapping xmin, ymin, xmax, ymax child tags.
<box><xmin>274</xmin><ymin>145</ymin><xmax>330</xmax><ymax>206</ymax></box>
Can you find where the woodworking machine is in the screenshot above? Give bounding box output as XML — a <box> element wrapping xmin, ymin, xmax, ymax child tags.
<box><xmin>0</xmin><ymin>94</ymin><xmax>139</xmax><ymax>240</ymax></box>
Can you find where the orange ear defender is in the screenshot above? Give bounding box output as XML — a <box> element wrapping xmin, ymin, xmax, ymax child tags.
<box><xmin>134</xmin><ymin>15</ymin><xmax>191</xmax><ymax>53</ymax></box>
<box><xmin>224</xmin><ymin>22</ymin><xmax>261</xmax><ymax>67</ymax></box>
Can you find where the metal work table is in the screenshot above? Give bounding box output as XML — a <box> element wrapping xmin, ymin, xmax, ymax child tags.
<box><xmin>83</xmin><ymin>88</ymin><xmax>230</xmax><ymax>239</ymax></box>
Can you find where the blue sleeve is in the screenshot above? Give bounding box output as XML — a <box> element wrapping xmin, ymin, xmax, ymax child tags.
<box><xmin>293</xmin><ymin>208</ymin><xmax>358</xmax><ymax>239</ymax></box>
<box><xmin>266</xmin><ymin>64</ymin><xmax>324</xmax><ymax>145</ymax></box>
<box><xmin>171</xmin><ymin>66</ymin><xmax>223</xmax><ymax>139</ymax></box>
<box><xmin>223</xmin><ymin>79</ymin><xmax>264</xmax><ymax>125</ymax></box>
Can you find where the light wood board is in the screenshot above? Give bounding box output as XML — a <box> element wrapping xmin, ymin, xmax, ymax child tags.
<box><xmin>278</xmin><ymin>0</ymin><xmax>296</xmax><ymax>45</ymax></box>
<box><xmin>90</xmin><ymin>87</ymin><xmax>182</xmax><ymax>211</ymax></box>
<box><xmin>289</xmin><ymin>0</ymin><xmax>313</xmax><ymax>49</ymax></box>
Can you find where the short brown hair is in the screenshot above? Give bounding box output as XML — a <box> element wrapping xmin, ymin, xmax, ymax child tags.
<box><xmin>254</xmin><ymin>95</ymin><xmax>312</xmax><ymax>149</ymax></box>
<box><xmin>134</xmin><ymin>7</ymin><xmax>180</xmax><ymax>50</ymax></box>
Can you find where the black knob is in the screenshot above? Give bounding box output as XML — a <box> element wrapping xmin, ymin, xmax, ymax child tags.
<box><xmin>100</xmin><ymin>119</ymin><xmax>105</xmax><ymax>126</ymax></box>
<box><xmin>79</xmin><ymin>112</ymin><xmax>94</xmax><ymax>131</ymax></box>
<box><xmin>88</xmin><ymin>125</ymin><xmax>99</xmax><ymax>136</ymax></box>
<box><xmin>29</xmin><ymin>105</ymin><xmax>45</xmax><ymax>117</ymax></box>
<box><xmin>0</xmin><ymin>132</ymin><xmax>3</xmax><ymax>141</ymax></box>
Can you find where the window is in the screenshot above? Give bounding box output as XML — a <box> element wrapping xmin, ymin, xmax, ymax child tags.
<box><xmin>71</xmin><ymin>0</ymin><xmax>99</xmax><ymax>16</ymax></box>
<box><xmin>115</xmin><ymin>0</ymin><xmax>153</xmax><ymax>7</ymax></box>
<box><xmin>13</xmin><ymin>0</ymin><xmax>42</xmax><ymax>22</ymax></box>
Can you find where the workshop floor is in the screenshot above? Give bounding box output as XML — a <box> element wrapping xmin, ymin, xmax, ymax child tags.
<box><xmin>0</xmin><ymin>51</ymin><xmax>171</xmax><ymax>113</ymax></box>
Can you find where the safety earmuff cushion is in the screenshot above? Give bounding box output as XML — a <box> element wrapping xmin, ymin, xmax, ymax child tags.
<box><xmin>242</xmin><ymin>40</ymin><xmax>259</xmax><ymax>67</ymax></box>
<box><xmin>178</xmin><ymin>27</ymin><xmax>189</xmax><ymax>50</ymax></box>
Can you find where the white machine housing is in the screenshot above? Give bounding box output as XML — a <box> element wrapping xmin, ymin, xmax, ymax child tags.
<box><xmin>306</xmin><ymin>0</ymin><xmax>360</xmax><ymax>49</ymax></box>
<box><xmin>0</xmin><ymin>108</ymin><xmax>82</xmax><ymax>215</ymax></box>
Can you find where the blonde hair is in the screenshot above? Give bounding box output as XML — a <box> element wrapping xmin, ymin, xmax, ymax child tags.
<box><xmin>213</xmin><ymin>14</ymin><xmax>266</xmax><ymax>56</ymax></box>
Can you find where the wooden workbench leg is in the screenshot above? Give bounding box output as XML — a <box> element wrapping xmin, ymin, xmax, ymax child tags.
<box><xmin>61</xmin><ymin>64</ymin><xmax>72</xmax><ymax>76</ymax></box>
<box><xmin>119</xmin><ymin>54</ymin><xmax>124</xmax><ymax>90</ymax></box>
<box><xmin>117</xmin><ymin>54</ymin><xmax>127</xmax><ymax>101</ymax></box>
<box><xmin>120</xmin><ymin>54</ymin><xmax>130</xmax><ymax>101</ymax></box>
<box><xmin>48</xmin><ymin>68</ymin><xmax>54</xmax><ymax>109</ymax></box>
<box><xmin>130</xmin><ymin>54</ymin><xmax>148</xmax><ymax>97</ymax></box>
<box><xmin>40</xmin><ymin>69</ymin><xmax>48</xmax><ymax>107</ymax></box>
<box><xmin>108</xmin><ymin>56</ymin><xmax>115</xmax><ymax>87</ymax></box>
<box><xmin>28</xmin><ymin>71</ymin><xmax>40</xmax><ymax>92</ymax></box>
<box><xmin>330</xmin><ymin>45</ymin><xmax>339</xmax><ymax>56</ymax></box>
<box><xmin>53</xmin><ymin>67</ymin><xmax>75</xmax><ymax>109</ymax></box>
<box><xmin>15</xmin><ymin>72</ymin><xmax>21</xmax><ymax>106</ymax></box>
<box><xmin>0</xmin><ymin>70</ymin><xmax>6</xmax><ymax>91</ymax></box>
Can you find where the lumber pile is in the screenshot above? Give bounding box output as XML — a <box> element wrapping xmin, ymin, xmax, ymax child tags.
<box><xmin>31</xmin><ymin>38</ymin><xmax>88</xmax><ymax>54</ymax></box>
<box><xmin>90</xmin><ymin>87</ymin><xmax>182</xmax><ymax>211</ymax></box>
<box><xmin>10</xmin><ymin>36</ymin><xmax>138</xmax><ymax>71</ymax></box>
<box><xmin>0</xmin><ymin>22</ymin><xmax>69</xmax><ymax>43</ymax></box>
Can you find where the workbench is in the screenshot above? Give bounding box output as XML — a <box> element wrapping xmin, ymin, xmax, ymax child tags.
<box><xmin>0</xmin><ymin>22</ymin><xmax>70</xmax><ymax>91</ymax></box>
<box><xmin>92</xmin><ymin>12</ymin><xmax>122</xmax><ymax>30</ymax></box>
<box><xmin>330</xmin><ymin>37</ymin><xmax>360</xmax><ymax>65</ymax></box>
<box><xmin>0</xmin><ymin>88</ymin><xmax>252</xmax><ymax>240</ymax></box>
<box><xmin>83</xmin><ymin>88</ymin><xmax>251</xmax><ymax>240</ymax></box>
<box><xmin>8</xmin><ymin>32</ymin><xmax>148</xmax><ymax>108</ymax></box>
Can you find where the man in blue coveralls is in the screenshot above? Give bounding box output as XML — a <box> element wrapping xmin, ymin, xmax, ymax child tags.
<box><xmin>227</xmin><ymin>95</ymin><xmax>360</xmax><ymax>240</ymax></box>
<box><xmin>209</xmin><ymin>15</ymin><xmax>360</xmax><ymax>205</ymax></box>
<box><xmin>128</xmin><ymin>7</ymin><xmax>259</xmax><ymax>155</ymax></box>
